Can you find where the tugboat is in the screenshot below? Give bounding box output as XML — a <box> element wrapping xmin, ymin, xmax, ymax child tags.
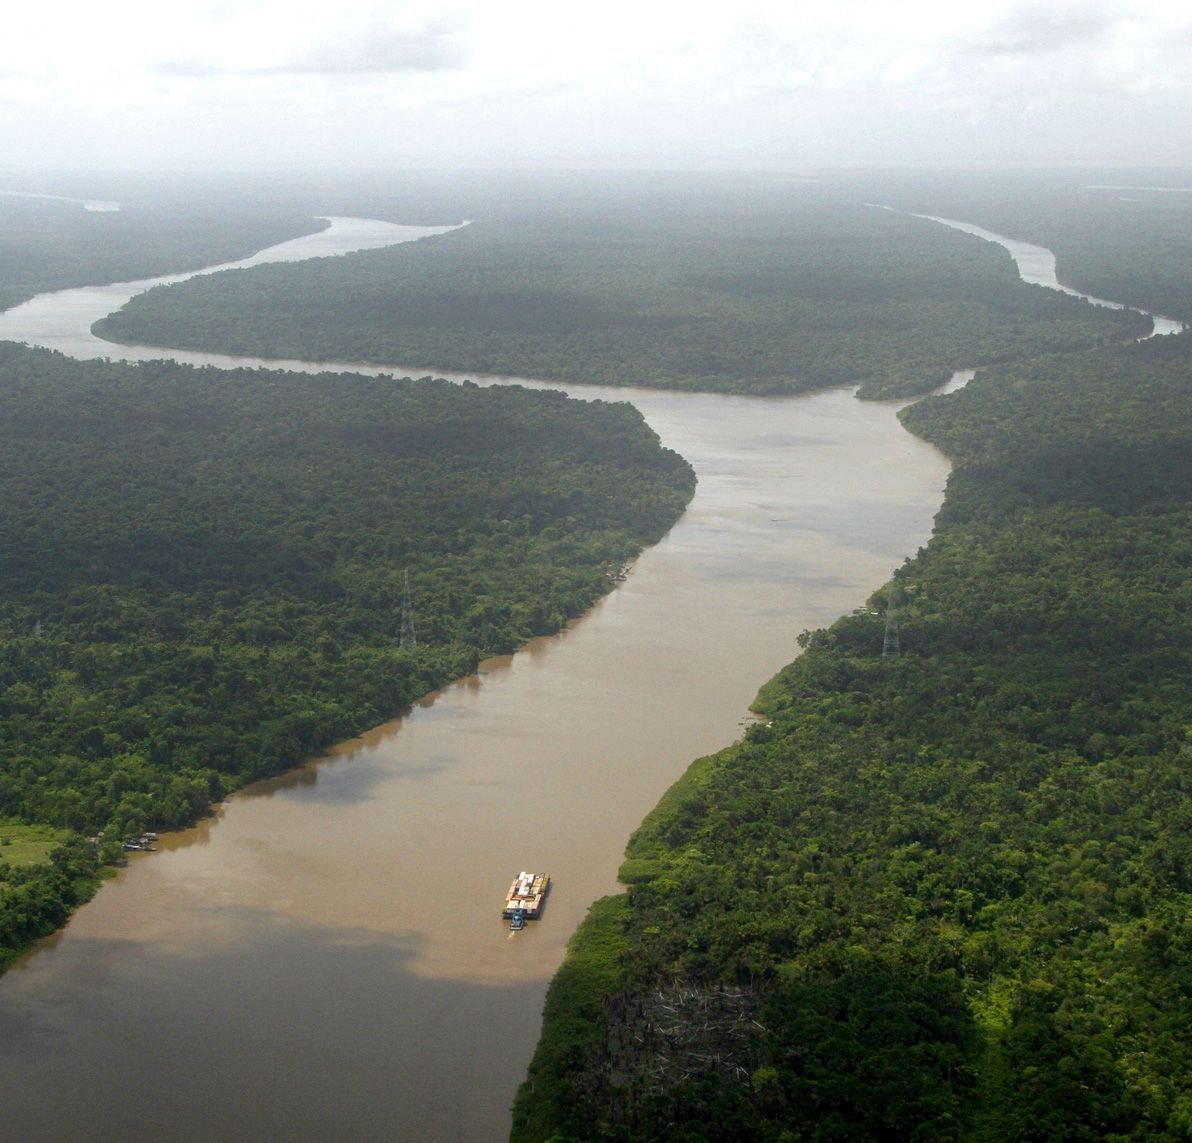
<box><xmin>502</xmin><ymin>871</ymin><xmax>550</xmax><ymax>922</ymax></box>
<box><xmin>508</xmin><ymin>908</ymin><xmax>527</xmax><ymax>932</ymax></box>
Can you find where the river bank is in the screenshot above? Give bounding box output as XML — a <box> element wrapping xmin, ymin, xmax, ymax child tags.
<box><xmin>0</xmin><ymin>213</ymin><xmax>963</xmax><ymax>1140</ymax></box>
<box><xmin>3</xmin><ymin>204</ymin><xmax>1178</xmax><ymax>1140</ymax></box>
<box><xmin>512</xmin><ymin>263</ymin><xmax>1191</xmax><ymax>1141</ymax></box>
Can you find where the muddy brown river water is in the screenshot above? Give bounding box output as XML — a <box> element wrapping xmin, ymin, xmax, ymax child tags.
<box><xmin>0</xmin><ymin>212</ymin><xmax>1171</xmax><ymax>1140</ymax></box>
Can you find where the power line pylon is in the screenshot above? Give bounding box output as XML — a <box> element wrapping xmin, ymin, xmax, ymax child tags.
<box><xmin>881</xmin><ymin>582</ymin><xmax>900</xmax><ymax>662</ymax></box>
<box><xmin>399</xmin><ymin>568</ymin><xmax>417</xmax><ymax>650</ymax></box>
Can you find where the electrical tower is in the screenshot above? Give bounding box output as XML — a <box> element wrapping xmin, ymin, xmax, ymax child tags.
<box><xmin>881</xmin><ymin>582</ymin><xmax>900</xmax><ymax>662</ymax></box>
<box><xmin>399</xmin><ymin>568</ymin><xmax>417</xmax><ymax>650</ymax></box>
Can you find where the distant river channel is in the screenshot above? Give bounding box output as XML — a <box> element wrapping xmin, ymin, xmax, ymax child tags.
<box><xmin>0</xmin><ymin>213</ymin><xmax>1171</xmax><ymax>1141</ymax></box>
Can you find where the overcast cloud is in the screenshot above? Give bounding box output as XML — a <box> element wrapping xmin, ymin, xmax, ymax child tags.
<box><xmin>1</xmin><ymin>0</ymin><xmax>1189</xmax><ymax>170</ymax></box>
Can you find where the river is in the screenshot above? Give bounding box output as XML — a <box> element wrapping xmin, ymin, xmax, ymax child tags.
<box><xmin>920</xmin><ymin>213</ymin><xmax>1186</xmax><ymax>337</ymax></box>
<box><xmin>0</xmin><ymin>213</ymin><xmax>1171</xmax><ymax>1141</ymax></box>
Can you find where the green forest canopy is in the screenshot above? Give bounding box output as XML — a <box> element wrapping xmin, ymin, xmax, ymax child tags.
<box><xmin>0</xmin><ymin>342</ymin><xmax>693</xmax><ymax>968</ymax></box>
<box><xmin>857</xmin><ymin>167</ymin><xmax>1192</xmax><ymax>326</ymax></box>
<box><xmin>0</xmin><ymin>191</ymin><xmax>326</xmax><ymax>314</ymax></box>
<box><xmin>2</xmin><ymin>170</ymin><xmax>1188</xmax><ymax>1135</ymax></box>
<box><xmin>514</xmin><ymin>330</ymin><xmax>1191</xmax><ymax>1141</ymax></box>
<box><xmin>93</xmin><ymin>187</ymin><xmax>1148</xmax><ymax>399</ymax></box>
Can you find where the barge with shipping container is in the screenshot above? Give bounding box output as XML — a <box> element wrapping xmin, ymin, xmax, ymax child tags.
<box><xmin>502</xmin><ymin>871</ymin><xmax>550</xmax><ymax>919</ymax></box>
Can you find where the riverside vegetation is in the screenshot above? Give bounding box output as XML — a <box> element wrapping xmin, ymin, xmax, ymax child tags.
<box><xmin>93</xmin><ymin>184</ymin><xmax>1148</xmax><ymax>399</ymax></box>
<box><xmin>0</xmin><ymin>343</ymin><xmax>693</xmax><ymax>969</ymax></box>
<box><xmin>861</xmin><ymin>168</ymin><xmax>1192</xmax><ymax>326</ymax></box>
<box><xmin>0</xmin><ymin>187</ymin><xmax>327</xmax><ymax>966</ymax></box>
<box><xmin>2</xmin><ymin>171</ymin><xmax>1188</xmax><ymax>1135</ymax></box>
<box><xmin>0</xmin><ymin>189</ymin><xmax>326</xmax><ymax>313</ymax></box>
<box><xmin>513</xmin><ymin>329</ymin><xmax>1192</xmax><ymax>1140</ymax></box>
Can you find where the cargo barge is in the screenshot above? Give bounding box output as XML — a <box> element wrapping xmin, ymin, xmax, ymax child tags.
<box><xmin>503</xmin><ymin>871</ymin><xmax>550</xmax><ymax>920</ymax></box>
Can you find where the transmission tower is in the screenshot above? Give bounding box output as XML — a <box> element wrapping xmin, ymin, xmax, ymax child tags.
<box><xmin>399</xmin><ymin>568</ymin><xmax>417</xmax><ymax>650</ymax></box>
<box><xmin>881</xmin><ymin>582</ymin><xmax>900</xmax><ymax>662</ymax></box>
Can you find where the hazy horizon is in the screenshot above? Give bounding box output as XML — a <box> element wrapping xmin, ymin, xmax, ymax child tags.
<box><xmin>3</xmin><ymin>1</ymin><xmax>1190</xmax><ymax>173</ymax></box>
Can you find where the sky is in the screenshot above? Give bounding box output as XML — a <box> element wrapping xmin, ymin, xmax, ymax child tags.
<box><xmin>2</xmin><ymin>0</ymin><xmax>1191</xmax><ymax>171</ymax></box>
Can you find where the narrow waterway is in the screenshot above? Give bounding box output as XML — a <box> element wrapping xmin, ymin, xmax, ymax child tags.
<box><xmin>0</xmin><ymin>216</ymin><xmax>464</xmax><ymax>363</ymax></box>
<box><xmin>921</xmin><ymin>213</ymin><xmax>1186</xmax><ymax>337</ymax></box>
<box><xmin>0</xmin><ymin>213</ymin><xmax>1169</xmax><ymax>1141</ymax></box>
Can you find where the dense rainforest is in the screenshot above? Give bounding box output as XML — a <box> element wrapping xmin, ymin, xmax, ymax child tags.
<box><xmin>0</xmin><ymin>343</ymin><xmax>694</xmax><ymax>969</ymax></box>
<box><xmin>514</xmin><ymin>330</ymin><xmax>1191</xmax><ymax>1141</ymax></box>
<box><xmin>861</xmin><ymin>168</ymin><xmax>1192</xmax><ymax>327</ymax></box>
<box><xmin>0</xmin><ymin>190</ymin><xmax>327</xmax><ymax>313</ymax></box>
<box><xmin>3</xmin><ymin>170</ymin><xmax>1188</xmax><ymax>1133</ymax></box>
<box><xmin>92</xmin><ymin>187</ymin><xmax>1148</xmax><ymax>399</ymax></box>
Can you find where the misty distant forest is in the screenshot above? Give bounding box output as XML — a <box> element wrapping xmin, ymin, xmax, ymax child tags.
<box><xmin>94</xmin><ymin>175</ymin><xmax>1151</xmax><ymax>398</ymax></box>
<box><xmin>1</xmin><ymin>170</ymin><xmax>1189</xmax><ymax>1140</ymax></box>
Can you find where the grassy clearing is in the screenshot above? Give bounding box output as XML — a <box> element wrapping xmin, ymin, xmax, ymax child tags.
<box><xmin>0</xmin><ymin>822</ymin><xmax>71</xmax><ymax>870</ymax></box>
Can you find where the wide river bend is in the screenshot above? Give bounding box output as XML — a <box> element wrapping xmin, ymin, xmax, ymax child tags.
<box><xmin>0</xmin><ymin>214</ymin><xmax>1175</xmax><ymax>1141</ymax></box>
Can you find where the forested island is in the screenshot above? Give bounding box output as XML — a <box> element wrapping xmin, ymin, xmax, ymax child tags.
<box><xmin>92</xmin><ymin>184</ymin><xmax>1148</xmax><ymax>399</ymax></box>
<box><xmin>0</xmin><ymin>343</ymin><xmax>693</xmax><ymax>969</ymax></box>
<box><xmin>514</xmin><ymin>328</ymin><xmax>1191</xmax><ymax>1140</ymax></box>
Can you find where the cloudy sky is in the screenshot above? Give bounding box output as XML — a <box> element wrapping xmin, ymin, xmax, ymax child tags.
<box><xmin>2</xmin><ymin>0</ymin><xmax>1190</xmax><ymax>170</ymax></box>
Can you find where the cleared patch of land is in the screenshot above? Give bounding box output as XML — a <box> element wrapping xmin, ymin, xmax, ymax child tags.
<box><xmin>0</xmin><ymin>822</ymin><xmax>70</xmax><ymax>868</ymax></box>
